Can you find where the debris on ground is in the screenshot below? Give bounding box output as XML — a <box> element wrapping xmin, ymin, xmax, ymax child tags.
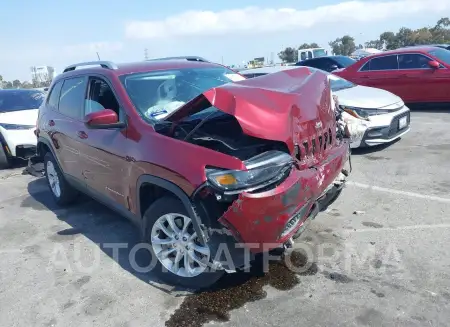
<box><xmin>353</xmin><ymin>210</ymin><xmax>366</xmax><ymax>215</ymax></box>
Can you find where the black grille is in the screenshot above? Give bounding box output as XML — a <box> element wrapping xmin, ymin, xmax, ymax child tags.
<box><xmin>295</xmin><ymin>128</ymin><xmax>333</xmax><ymax>161</ymax></box>
<box><xmin>388</xmin><ymin>111</ymin><xmax>410</xmax><ymax>137</ymax></box>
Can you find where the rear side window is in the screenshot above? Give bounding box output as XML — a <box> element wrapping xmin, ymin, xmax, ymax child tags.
<box><xmin>368</xmin><ymin>55</ymin><xmax>398</xmax><ymax>71</ymax></box>
<box><xmin>47</xmin><ymin>81</ymin><xmax>63</xmax><ymax>111</ymax></box>
<box><xmin>59</xmin><ymin>77</ymin><xmax>87</xmax><ymax>119</ymax></box>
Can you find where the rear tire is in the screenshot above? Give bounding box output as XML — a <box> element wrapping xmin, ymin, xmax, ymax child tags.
<box><xmin>44</xmin><ymin>152</ymin><xmax>79</xmax><ymax>205</ymax></box>
<box><xmin>143</xmin><ymin>197</ymin><xmax>224</xmax><ymax>289</ymax></box>
<box><xmin>0</xmin><ymin>144</ymin><xmax>12</xmax><ymax>169</ymax></box>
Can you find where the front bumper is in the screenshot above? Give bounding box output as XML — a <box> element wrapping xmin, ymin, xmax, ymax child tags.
<box><xmin>348</xmin><ymin>106</ymin><xmax>411</xmax><ymax>148</ymax></box>
<box><xmin>0</xmin><ymin>128</ymin><xmax>37</xmax><ymax>158</ymax></box>
<box><xmin>218</xmin><ymin>141</ymin><xmax>350</xmax><ymax>252</ymax></box>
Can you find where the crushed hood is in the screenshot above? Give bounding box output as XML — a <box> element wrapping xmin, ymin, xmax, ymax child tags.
<box><xmin>166</xmin><ymin>67</ymin><xmax>335</xmax><ymax>153</ymax></box>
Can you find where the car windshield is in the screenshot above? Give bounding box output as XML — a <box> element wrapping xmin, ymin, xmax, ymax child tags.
<box><xmin>333</xmin><ymin>56</ymin><xmax>357</xmax><ymax>67</ymax></box>
<box><xmin>328</xmin><ymin>74</ymin><xmax>356</xmax><ymax>91</ymax></box>
<box><xmin>0</xmin><ymin>90</ymin><xmax>45</xmax><ymax>112</ymax></box>
<box><xmin>313</xmin><ymin>49</ymin><xmax>327</xmax><ymax>57</ymax></box>
<box><xmin>119</xmin><ymin>67</ymin><xmax>245</xmax><ymax>121</ymax></box>
<box><xmin>428</xmin><ymin>48</ymin><xmax>450</xmax><ymax>64</ymax></box>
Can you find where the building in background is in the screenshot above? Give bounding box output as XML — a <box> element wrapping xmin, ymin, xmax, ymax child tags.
<box><xmin>30</xmin><ymin>66</ymin><xmax>55</xmax><ymax>86</ymax></box>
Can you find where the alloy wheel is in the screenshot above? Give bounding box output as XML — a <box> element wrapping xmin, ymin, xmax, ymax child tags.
<box><xmin>46</xmin><ymin>161</ymin><xmax>61</xmax><ymax>198</ymax></box>
<box><xmin>151</xmin><ymin>213</ymin><xmax>211</xmax><ymax>277</ymax></box>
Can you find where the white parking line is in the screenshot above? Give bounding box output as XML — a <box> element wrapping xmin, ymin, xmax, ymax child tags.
<box><xmin>354</xmin><ymin>223</ymin><xmax>450</xmax><ymax>233</ymax></box>
<box><xmin>347</xmin><ymin>181</ymin><xmax>450</xmax><ymax>204</ymax></box>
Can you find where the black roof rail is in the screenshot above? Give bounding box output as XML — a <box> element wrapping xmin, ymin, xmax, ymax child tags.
<box><xmin>63</xmin><ymin>61</ymin><xmax>118</xmax><ymax>73</ymax></box>
<box><xmin>147</xmin><ymin>56</ymin><xmax>210</xmax><ymax>62</ymax></box>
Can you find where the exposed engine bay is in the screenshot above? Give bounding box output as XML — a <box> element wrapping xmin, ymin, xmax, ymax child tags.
<box><xmin>154</xmin><ymin>111</ymin><xmax>290</xmax><ymax>161</ymax></box>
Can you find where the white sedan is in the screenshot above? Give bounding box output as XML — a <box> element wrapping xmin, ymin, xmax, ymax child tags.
<box><xmin>0</xmin><ymin>89</ymin><xmax>44</xmax><ymax>168</ymax></box>
<box><xmin>239</xmin><ymin>66</ymin><xmax>411</xmax><ymax>149</ymax></box>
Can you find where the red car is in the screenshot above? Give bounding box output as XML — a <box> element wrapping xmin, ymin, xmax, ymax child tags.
<box><xmin>36</xmin><ymin>59</ymin><xmax>350</xmax><ymax>288</ymax></box>
<box><xmin>333</xmin><ymin>46</ymin><xmax>450</xmax><ymax>104</ymax></box>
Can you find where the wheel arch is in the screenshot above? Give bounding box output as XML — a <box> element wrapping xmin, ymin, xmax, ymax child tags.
<box><xmin>137</xmin><ymin>174</ymin><xmax>208</xmax><ymax>243</ymax></box>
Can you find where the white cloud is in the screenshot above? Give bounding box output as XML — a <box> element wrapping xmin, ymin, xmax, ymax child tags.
<box><xmin>125</xmin><ymin>0</ymin><xmax>450</xmax><ymax>39</ymax></box>
<box><xmin>63</xmin><ymin>41</ymin><xmax>123</xmax><ymax>56</ymax></box>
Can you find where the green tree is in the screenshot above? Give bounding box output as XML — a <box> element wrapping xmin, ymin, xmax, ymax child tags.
<box><xmin>278</xmin><ymin>47</ymin><xmax>298</xmax><ymax>63</ymax></box>
<box><xmin>298</xmin><ymin>43</ymin><xmax>320</xmax><ymax>50</ymax></box>
<box><xmin>12</xmin><ymin>80</ymin><xmax>21</xmax><ymax>89</ymax></box>
<box><xmin>365</xmin><ymin>17</ymin><xmax>450</xmax><ymax>50</ymax></box>
<box><xmin>329</xmin><ymin>35</ymin><xmax>356</xmax><ymax>56</ymax></box>
<box><xmin>4</xmin><ymin>81</ymin><xmax>13</xmax><ymax>89</ymax></box>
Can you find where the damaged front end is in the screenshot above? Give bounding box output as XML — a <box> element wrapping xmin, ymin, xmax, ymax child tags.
<box><xmin>157</xmin><ymin>67</ymin><xmax>351</xmax><ymax>268</ymax></box>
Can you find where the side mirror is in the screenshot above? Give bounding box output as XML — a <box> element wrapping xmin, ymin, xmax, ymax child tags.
<box><xmin>84</xmin><ymin>109</ymin><xmax>125</xmax><ymax>129</ymax></box>
<box><xmin>428</xmin><ymin>60</ymin><xmax>440</xmax><ymax>69</ymax></box>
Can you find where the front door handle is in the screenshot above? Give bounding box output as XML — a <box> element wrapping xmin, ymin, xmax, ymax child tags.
<box><xmin>77</xmin><ymin>131</ymin><xmax>88</xmax><ymax>139</ymax></box>
<box><xmin>360</xmin><ymin>75</ymin><xmax>369</xmax><ymax>79</ymax></box>
<box><xmin>48</xmin><ymin>120</ymin><xmax>55</xmax><ymax>127</ymax></box>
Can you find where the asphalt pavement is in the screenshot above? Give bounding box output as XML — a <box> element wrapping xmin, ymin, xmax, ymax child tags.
<box><xmin>0</xmin><ymin>109</ymin><xmax>449</xmax><ymax>327</ymax></box>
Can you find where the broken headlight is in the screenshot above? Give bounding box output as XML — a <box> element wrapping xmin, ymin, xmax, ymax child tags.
<box><xmin>340</xmin><ymin>105</ymin><xmax>392</xmax><ymax>119</ymax></box>
<box><xmin>206</xmin><ymin>150</ymin><xmax>293</xmax><ymax>193</ymax></box>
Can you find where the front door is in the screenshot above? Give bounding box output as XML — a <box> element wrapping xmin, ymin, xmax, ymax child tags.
<box><xmin>78</xmin><ymin>76</ymin><xmax>130</xmax><ymax>209</ymax></box>
<box><xmin>397</xmin><ymin>53</ymin><xmax>447</xmax><ymax>103</ymax></box>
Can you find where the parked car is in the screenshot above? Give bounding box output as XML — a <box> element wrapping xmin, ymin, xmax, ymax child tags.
<box><xmin>294</xmin><ymin>55</ymin><xmax>357</xmax><ymax>72</ymax></box>
<box><xmin>298</xmin><ymin>47</ymin><xmax>328</xmax><ymax>61</ymax></box>
<box><xmin>333</xmin><ymin>46</ymin><xmax>450</xmax><ymax>104</ymax></box>
<box><xmin>0</xmin><ymin>89</ymin><xmax>45</xmax><ymax>168</ymax></box>
<box><xmin>36</xmin><ymin>60</ymin><xmax>351</xmax><ymax>288</ymax></box>
<box><xmin>240</xmin><ymin>66</ymin><xmax>410</xmax><ymax>148</ymax></box>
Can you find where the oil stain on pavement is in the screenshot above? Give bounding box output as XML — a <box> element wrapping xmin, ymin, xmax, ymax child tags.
<box><xmin>165</xmin><ymin>250</ymin><xmax>317</xmax><ymax>327</ymax></box>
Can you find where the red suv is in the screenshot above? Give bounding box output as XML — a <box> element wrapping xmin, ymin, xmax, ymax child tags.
<box><xmin>36</xmin><ymin>59</ymin><xmax>351</xmax><ymax>288</ymax></box>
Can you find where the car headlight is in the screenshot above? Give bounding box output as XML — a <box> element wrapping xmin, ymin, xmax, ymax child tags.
<box><xmin>0</xmin><ymin>123</ymin><xmax>35</xmax><ymax>130</ymax></box>
<box><xmin>340</xmin><ymin>105</ymin><xmax>391</xmax><ymax>120</ymax></box>
<box><xmin>206</xmin><ymin>150</ymin><xmax>293</xmax><ymax>193</ymax></box>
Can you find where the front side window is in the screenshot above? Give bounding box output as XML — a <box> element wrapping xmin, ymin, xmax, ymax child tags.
<box><xmin>398</xmin><ymin>54</ymin><xmax>432</xmax><ymax>69</ymax></box>
<box><xmin>119</xmin><ymin>67</ymin><xmax>245</xmax><ymax>121</ymax></box>
<box><xmin>428</xmin><ymin>48</ymin><xmax>450</xmax><ymax>65</ymax></box>
<box><xmin>0</xmin><ymin>90</ymin><xmax>45</xmax><ymax>112</ymax></box>
<box><xmin>313</xmin><ymin>49</ymin><xmax>327</xmax><ymax>58</ymax></box>
<box><xmin>85</xmin><ymin>78</ymin><xmax>120</xmax><ymax>114</ymax></box>
<box><xmin>368</xmin><ymin>55</ymin><xmax>398</xmax><ymax>71</ymax></box>
<box><xmin>58</xmin><ymin>77</ymin><xmax>87</xmax><ymax>119</ymax></box>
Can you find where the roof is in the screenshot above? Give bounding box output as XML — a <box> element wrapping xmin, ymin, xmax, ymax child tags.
<box><xmin>58</xmin><ymin>60</ymin><xmax>221</xmax><ymax>79</ymax></box>
<box><xmin>365</xmin><ymin>46</ymin><xmax>438</xmax><ymax>57</ymax></box>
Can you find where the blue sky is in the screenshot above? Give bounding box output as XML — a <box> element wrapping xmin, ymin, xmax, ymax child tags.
<box><xmin>1</xmin><ymin>0</ymin><xmax>449</xmax><ymax>81</ymax></box>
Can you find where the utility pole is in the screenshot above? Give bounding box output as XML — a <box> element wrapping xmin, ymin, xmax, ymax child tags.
<box><xmin>221</xmin><ymin>56</ymin><xmax>224</xmax><ymax>65</ymax></box>
<box><xmin>144</xmin><ymin>48</ymin><xmax>149</xmax><ymax>60</ymax></box>
<box><xmin>96</xmin><ymin>52</ymin><xmax>101</xmax><ymax>60</ymax></box>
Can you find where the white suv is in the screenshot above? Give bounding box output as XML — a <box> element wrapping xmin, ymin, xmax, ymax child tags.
<box><xmin>0</xmin><ymin>89</ymin><xmax>45</xmax><ymax>168</ymax></box>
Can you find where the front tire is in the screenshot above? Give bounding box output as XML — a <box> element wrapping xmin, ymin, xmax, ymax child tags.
<box><xmin>44</xmin><ymin>152</ymin><xmax>78</xmax><ymax>205</ymax></box>
<box><xmin>143</xmin><ymin>197</ymin><xmax>224</xmax><ymax>289</ymax></box>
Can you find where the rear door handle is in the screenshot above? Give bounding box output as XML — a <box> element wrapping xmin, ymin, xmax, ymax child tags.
<box><xmin>77</xmin><ymin>131</ymin><xmax>88</xmax><ymax>139</ymax></box>
<box><xmin>48</xmin><ymin>120</ymin><xmax>55</xmax><ymax>127</ymax></box>
<box><xmin>360</xmin><ymin>75</ymin><xmax>369</xmax><ymax>79</ymax></box>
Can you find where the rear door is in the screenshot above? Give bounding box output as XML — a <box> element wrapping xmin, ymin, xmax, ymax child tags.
<box><xmin>354</xmin><ymin>55</ymin><xmax>404</xmax><ymax>99</ymax></box>
<box><xmin>80</xmin><ymin>76</ymin><xmax>130</xmax><ymax>209</ymax></box>
<box><xmin>397</xmin><ymin>53</ymin><xmax>440</xmax><ymax>102</ymax></box>
<box><xmin>49</xmin><ymin>76</ymin><xmax>88</xmax><ymax>182</ymax></box>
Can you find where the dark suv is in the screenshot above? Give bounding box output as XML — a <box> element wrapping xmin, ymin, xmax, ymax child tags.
<box><xmin>36</xmin><ymin>59</ymin><xmax>351</xmax><ymax>288</ymax></box>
